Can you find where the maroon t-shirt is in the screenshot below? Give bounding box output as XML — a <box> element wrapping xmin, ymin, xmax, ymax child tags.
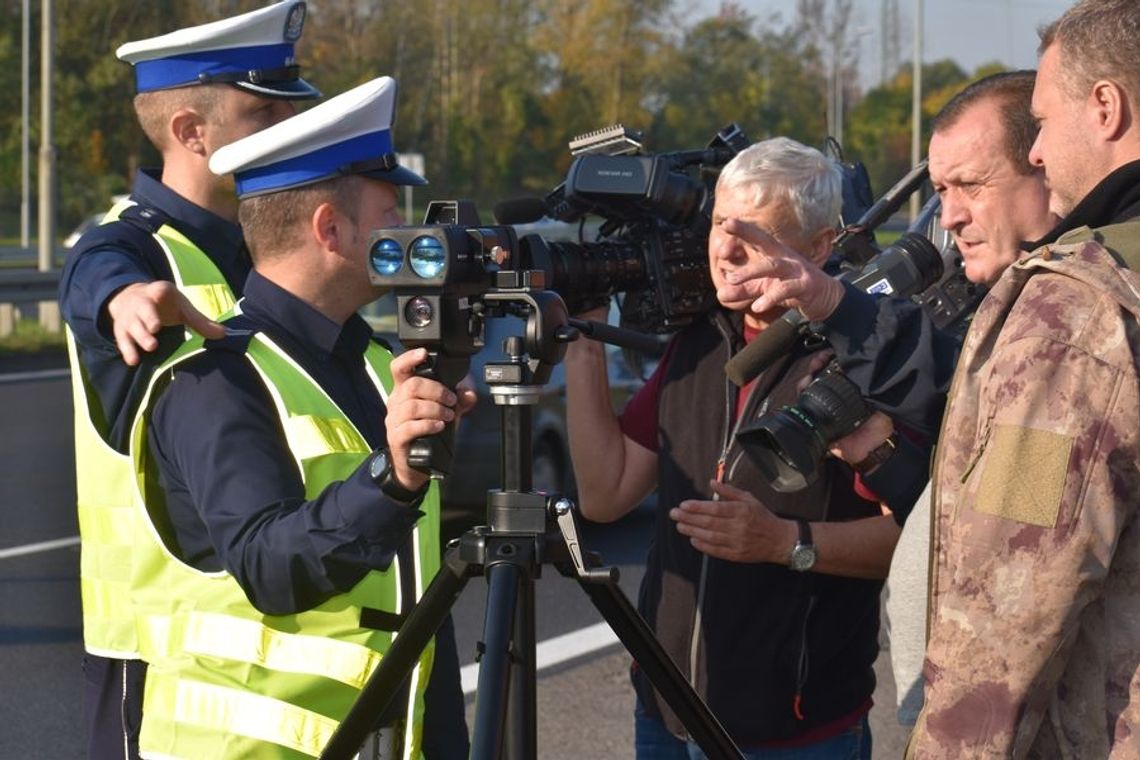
<box><xmin>619</xmin><ymin>322</ymin><xmax>884</xmax><ymax>499</ymax></box>
<box><xmin>619</xmin><ymin>323</ymin><xmax>762</xmax><ymax>449</ymax></box>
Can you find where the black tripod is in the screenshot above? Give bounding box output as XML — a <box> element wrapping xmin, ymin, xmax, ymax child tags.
<box><xmin>320</xmin><ymin>328</ymin><xmax>743</xmax><ymax>760</ymax></box>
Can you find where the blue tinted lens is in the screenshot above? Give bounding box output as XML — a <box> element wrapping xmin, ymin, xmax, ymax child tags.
<box><xmin>370</xmin><ymin>238</ymin><xmax>404</xmax><ymax>277</ymax></box>
<box><xmin>410</xmin><ymin>236</ymin><xmax>447</xmax><ymax>279</ymax></box>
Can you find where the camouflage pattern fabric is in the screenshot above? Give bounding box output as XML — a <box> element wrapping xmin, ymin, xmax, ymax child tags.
<box><xmin>908</xmin><ymin>228</ymin><xmax>1140</xmax><ymax>758</ymax></box>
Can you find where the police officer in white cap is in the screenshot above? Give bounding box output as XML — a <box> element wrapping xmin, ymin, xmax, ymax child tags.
<box><xmin>127</xmin><ymin>76</ymin><xmax>473</xmax><ymax>759</ymax></box>
<box><xmin>57</xmin><ymin>4</ymin><xmax>318</xmax><ymax>758</ymax></box>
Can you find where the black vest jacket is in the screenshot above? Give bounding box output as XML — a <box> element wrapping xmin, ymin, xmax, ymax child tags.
<box><xmin>634</xmin><ymin>309</ymin><xmax>883</xmax><ymax>747</ymax></box>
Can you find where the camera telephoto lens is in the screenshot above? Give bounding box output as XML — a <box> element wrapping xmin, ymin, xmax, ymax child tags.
<box><xmin>736</xmin><ymin>365</ymin><xmax>870</xmax><ymax>492</ymax></box>
<box><xmin>797</xmin><ymin>368</ymin><xmax>869</xmax><ymax>443</ymax></box>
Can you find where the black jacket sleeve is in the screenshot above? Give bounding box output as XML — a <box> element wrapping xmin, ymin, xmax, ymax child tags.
<box><xmin>816</xmin><ymin>282</ymin><xmax>959</xmax><ymax>439</ymax></box>
<box><xmin>814</xmin><ymin>283</ymin><xmax>960</xmax><ymax>523</ymax></box>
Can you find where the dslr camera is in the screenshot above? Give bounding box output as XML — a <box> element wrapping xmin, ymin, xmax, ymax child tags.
<box><xmin>737</xmin><ymin>362</ymin><xmax>872</xmax><ymax>492</ymax></box>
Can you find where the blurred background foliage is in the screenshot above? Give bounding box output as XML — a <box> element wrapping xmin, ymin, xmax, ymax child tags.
<box><xmin>1</xmin><ymin>0</ymin><xmax>1003</xmax><ymax>234</ymax></box>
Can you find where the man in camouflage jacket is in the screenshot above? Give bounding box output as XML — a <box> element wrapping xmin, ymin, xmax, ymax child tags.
<box><xmin>912</xmin><ymin>230</ymin><xmax>1140</xmax><ymax>757</ymax></box>
<box><xmin>910</xmin><ymin>0</ymin><xmax>1140</xmax><ymax>755</ymax></box>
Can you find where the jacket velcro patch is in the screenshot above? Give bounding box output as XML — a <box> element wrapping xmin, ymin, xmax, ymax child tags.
<box><xmin>975</xmin><ymin>424</ymin><xmax>1072</xmax><ymax>527</ymax></box>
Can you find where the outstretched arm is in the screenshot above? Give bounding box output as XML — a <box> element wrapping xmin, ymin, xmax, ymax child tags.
<box><xmin>106</xmin><ymin>281</ymin><xmax>225</xmax><ymax>365</ymax></box>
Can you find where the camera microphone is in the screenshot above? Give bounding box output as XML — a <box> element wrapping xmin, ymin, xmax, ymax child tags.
<box><xmin>493</xmin><ymin>197</ymin><xmax>550</xmax><ymax>225</ymax></box>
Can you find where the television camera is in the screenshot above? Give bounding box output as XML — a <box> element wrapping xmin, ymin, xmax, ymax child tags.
<box><xmin>366</xmin><ymin>124</ymin><xmax>752</xmax><ymax>475</ymax></box>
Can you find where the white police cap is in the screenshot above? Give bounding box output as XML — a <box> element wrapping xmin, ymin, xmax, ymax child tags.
<box><xmin>116</xmin><ymin>1</ymin><xmax>319</xmax><ymax>99</ymax></box>
<box><xmin>209</xmin><ymin>76</ymin><xmax>427</xmax><ymax>197</ymax></box>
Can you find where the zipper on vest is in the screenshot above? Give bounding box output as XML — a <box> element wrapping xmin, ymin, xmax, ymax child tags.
<box><xmin>793</xmin><ymin>593</ymin><xmax>817</xmax><ymax>720</ymax></box>
<box><xmin>687</xmin><ymin>321</ymin><xmax>768</xmax><ymax>724</ymax></box>
<box><xmin>119</xmin><ymin>660</ymin><xmax>130</xmax><ymax>760</ymax></box>
<box><xmin>687</xmin><ymin>453</ymin><xmax>726</xmax><ymax>714</ymax></box>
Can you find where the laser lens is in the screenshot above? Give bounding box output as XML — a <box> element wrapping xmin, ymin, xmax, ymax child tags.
<box><xmin>410</xmin><ymin>235</ymin><xmax>446</xmax><ymax>279</ymax></box>
<box><xmin>370</xmin><ymin>238</ymin><xmax>404</xmax><ymax>277</ymax></box>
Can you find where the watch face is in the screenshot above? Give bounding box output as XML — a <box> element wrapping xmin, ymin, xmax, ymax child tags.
<box><xmin>790</xmin><ymin>544</ymin><xmax>817</xmax><ymax>571</ymax></box>
<box><xmin>369</xmin><ymin>451</ymin><xmax>390</xmax><ymax>481</ymax></box>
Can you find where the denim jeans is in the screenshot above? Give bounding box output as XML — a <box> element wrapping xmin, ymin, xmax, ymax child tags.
<box><xmin>634</xmin><ymin>700</ymin><xmax>872</xmax><ymax>760</ymax></box>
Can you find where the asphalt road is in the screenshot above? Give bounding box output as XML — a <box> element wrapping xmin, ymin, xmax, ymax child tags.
<box><xmin>0</xmin><ymin>357</ymin><xmax>910</xmax><ymax>758</ymax></box>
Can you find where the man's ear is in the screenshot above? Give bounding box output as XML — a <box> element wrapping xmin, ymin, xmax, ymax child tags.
<box><xmin>170</xmin><ymin>108</ymin><xmax>207</xmax><ymax>156</ymax></box>
<box><xmin>808</xmin><ymin>227</ymin><xmax>836</xmax><ymax>266</ymax></box>
<box><xmin>1090</xmin><ymin>79</ymin><xmax>1129</xmax><ymax>141</ymax></box>
<box><xmin>311</xmin><ymin>201</ymin><xmax>340</xmax><ymax>252</ymax></box>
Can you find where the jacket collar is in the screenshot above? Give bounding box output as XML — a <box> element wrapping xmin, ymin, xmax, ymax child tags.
<box><xmin>1026</xmin><ymin>158</ymin><xmax>1140</xmax><ymax>250</ymax></box>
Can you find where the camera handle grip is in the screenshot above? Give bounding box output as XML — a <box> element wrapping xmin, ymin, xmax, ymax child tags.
<box><xmin>405</xmin><ymin>351</ymin><xmax>464</xmax><ymax>477</ymax></box>
<box><xmin>407</xmin><ymin>422</ymin><xmax>456</xmax><ymax>478</ymax></box>
<box><xmin>724</xmin><ymin>312</ymin><xmax>804</xmax><ymax>387</ymax></box>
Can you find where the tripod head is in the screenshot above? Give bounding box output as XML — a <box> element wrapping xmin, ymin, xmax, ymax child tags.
<box><xmin>378</xmin><ymin>268</ymin><xmax>577</xmax><ymax>479</ymax></box>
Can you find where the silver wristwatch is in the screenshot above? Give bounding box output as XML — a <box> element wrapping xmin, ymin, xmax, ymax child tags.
<box><xmin>788</xmin><ymin>519</ymin><xmax>817</xmax><ymax>572</ymax></box>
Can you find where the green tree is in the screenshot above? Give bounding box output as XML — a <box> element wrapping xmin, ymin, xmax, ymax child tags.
<box><xmin>844</xmin><ymin>59</ymin><xmax>968</xmax><ymax>196</ymax></box>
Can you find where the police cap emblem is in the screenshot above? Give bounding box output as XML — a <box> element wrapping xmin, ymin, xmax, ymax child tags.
<box><xmin>284</xmin><ymin>2</ymin><xmax>306</xmax><ymax>42</ymax></box>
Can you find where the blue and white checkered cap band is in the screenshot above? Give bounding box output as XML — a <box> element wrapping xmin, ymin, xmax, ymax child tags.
<box><xmin>233</xmin><ymin>129</ymin><xmax>393</xmax><ymax>196</ymax></box>
<box><xmin>132</xmin><ymin>42</ymin><xmax>294</xmax><ymax>92</ymax></box>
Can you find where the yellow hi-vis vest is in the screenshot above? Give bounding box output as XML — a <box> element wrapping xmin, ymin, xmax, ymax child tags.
<box><xmin>129</xmin><ymin>330</ymin><xmax>440</xmax><ymax>759</ymax></box>
<box><xmin>67</xmin><ymin>198</ymin><xmax>237</xmax><ymax>659</ymax></box>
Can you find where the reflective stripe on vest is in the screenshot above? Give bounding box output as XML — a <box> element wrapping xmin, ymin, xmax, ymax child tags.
<box><xmin>129</xmin><ymin>332</ymin><xmax>440</xmax><ymax>759</ymax></box>
<box><xmin>69</xmin><ymin>199</ymin><xmax>236</xmax><ymax>659</ymax></box>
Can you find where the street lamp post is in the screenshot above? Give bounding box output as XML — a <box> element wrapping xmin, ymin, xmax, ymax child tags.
<box><xmin>38</xmin><ymin>0</ymin><xmax>59</xmax><ymax>330</ymax></box>
<box><xmin>835</xmin><ymin>26</ymin><xmax>873</xmax><ymax>151</ymax></box>
<box><xmin>910</xmin><ymin>0</ymin><xmax>923</xmax><ymax>222</ymax></box>
<box><xmin>38</xmin><ymin>0</ymin><xmax>55</xmax><ymax>274</ymax></box>
<box><xmin>21</xmin><ymin>0</ymin><xmax>31</xmax><ymax>249</ymax></box>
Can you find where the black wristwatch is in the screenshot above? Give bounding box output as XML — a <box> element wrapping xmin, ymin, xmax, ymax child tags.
<box><xmin>851</xmin><ymin>432</ymin><xmax>899</xmax><ymax>474</ymax></box>
<box><xmin>368</xmin><ymin>449</ymin><xmax>426</xmax><ymax>503</ymax></box>
<box><xmin>788</xmin><ymin>519</ymin><xmax>817</xmax><ymax>572</ymax></box>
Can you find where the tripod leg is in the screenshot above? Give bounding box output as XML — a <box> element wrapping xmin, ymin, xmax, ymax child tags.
<box><xmin>548</xmin><ymin>498</ymin><xmax>742</xmax><ymax>758</ymax></box>
<box><xmin>577</xmin><ymin>577</ymin><xmax>745</xmax><ymax>760</ymax></box>
<box><xmin>320</xmin><ymin>548</ymin><xmax>472</xmax><ymax>760</ymax></box>
<box><xmin>505</xmin><ymin>573</ymin><xmax>536</xmax><ymax>760</ymax></box>
<box><xmin>470</xmin><ymin>562</ymin><xmax>522</xmax><ymax>760</ymax></box>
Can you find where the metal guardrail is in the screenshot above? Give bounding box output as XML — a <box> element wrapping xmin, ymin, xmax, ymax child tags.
<box><xmin>0</xmin><ymin>246</ymin><xmax>66</xmax><ymax>305</ymax></box>
<box><xmin>0</xmin><ymin>268</ymin><xmax>62</xmax><ymax>304</ymax></box>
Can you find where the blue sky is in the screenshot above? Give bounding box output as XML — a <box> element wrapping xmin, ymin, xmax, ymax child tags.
<box><xmin>685</xmin><ymin>0</ymin><xmax>1073</xmax><ymax>89</ymax></box>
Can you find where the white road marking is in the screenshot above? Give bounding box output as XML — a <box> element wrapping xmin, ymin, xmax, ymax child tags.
<box><xmin>0</xmin><ymin>535</ymin><xmax>80</xmax><ymax>560</ymax></box>
<box><xmin>460</xmin><ymin>621</ymin><xmax>620</xmax><ymax>695</ymax></box>
<box><xmin>1</xmin><ymin>535</ymin><xmax>622</xmax><ymax>691</ymax></box>
<box><xmin>0</xmin><ymin>368</ymin><xmax>70</xmax><ymax>384</ymax></box>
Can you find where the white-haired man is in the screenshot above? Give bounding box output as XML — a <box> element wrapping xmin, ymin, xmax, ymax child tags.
<box><xmin>565</xmin><ymin>137</ymin><xmax>899</xmax><ymax>758</ymax></box>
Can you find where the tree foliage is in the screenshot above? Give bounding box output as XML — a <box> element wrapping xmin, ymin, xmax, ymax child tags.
<box><xmin>1</xmin><ymin>0</ymin><xmax>1003</xmax><ymax>235</ymax></box>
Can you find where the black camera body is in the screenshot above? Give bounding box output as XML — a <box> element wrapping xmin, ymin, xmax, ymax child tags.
<box><xmin>525</xmin><ymin>123</ymin><xmax>750</xmax><ymax>332</ymax></box>
<box><xmin>367</xmin><ymin>200</ymin><xmax>574</xmax><ymax>477</ymax></box>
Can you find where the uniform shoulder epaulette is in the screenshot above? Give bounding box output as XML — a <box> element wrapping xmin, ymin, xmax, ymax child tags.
<box><xmin>204</xmin><ymin>313</ymin><xmax>256</xmax><ymax>355</ymax></box>
<box><xmin>116</xmin><ymin>203</ymin><xmax>174</xmax><ymax>235</ymax></box>
<box><xmin>70</xmin><ymin>210</ymin><xmax>164</xmax><ymax>262</ymax></box>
